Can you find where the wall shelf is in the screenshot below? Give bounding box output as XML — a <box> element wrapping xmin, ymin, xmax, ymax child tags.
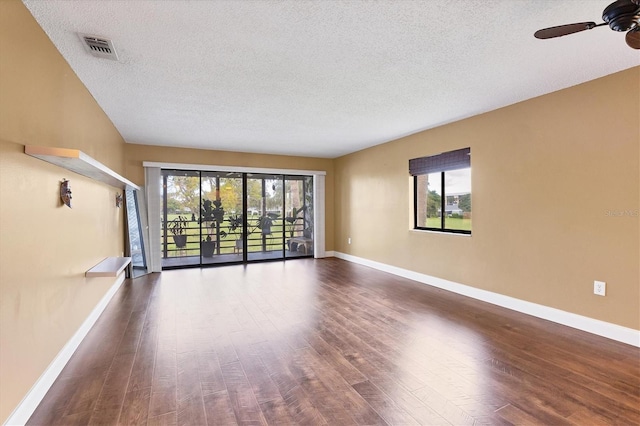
<box><xmin>86</xmin><ymin>257</ymin><xmax>132</xmax><ymax>277</ymax></box>
<box><xmin>25</xmin><ymin>145</ymin><xmax>140</xmax><ymax>191</ymax></box>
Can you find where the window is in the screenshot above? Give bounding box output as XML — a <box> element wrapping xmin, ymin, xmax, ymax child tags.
<box><xmin>410</xmin><ymin>148</ymin><xmax>471</xmax><ymax>234</ymax></box>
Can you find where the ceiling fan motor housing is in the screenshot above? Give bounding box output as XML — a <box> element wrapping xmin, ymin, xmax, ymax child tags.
<box><xmin>603</xmin><ymin>0</ymin><xmax>640</xmax><ymax>31</ymax></box>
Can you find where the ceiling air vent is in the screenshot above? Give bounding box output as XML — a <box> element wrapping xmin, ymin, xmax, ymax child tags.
<box><xmin>78</xmin><ymin>33</ymin><xmax>118</xmax><ymax>61</ymax></box>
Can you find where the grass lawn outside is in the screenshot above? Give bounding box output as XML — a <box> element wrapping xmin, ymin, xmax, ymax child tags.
<box><xmin>424</xmin><ymin>217</ymin><xmax>472</xmax><ymax>231</ymax></box>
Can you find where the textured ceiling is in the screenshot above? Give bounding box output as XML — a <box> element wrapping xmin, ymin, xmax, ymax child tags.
<box><xmin>23</xmin><ymin>0</ymin><xmax>639</xmax><ymax>158</ymax></box>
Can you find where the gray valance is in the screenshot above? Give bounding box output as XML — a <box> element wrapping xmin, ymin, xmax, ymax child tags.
<box><xmin>409</xmin><ymin>147</ymin><xmax>470</xmax><ymax>176</ymax></box>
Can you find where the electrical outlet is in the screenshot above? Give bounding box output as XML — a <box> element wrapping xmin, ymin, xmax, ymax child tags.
<box><xmin>594</xmin><ymin>280</ymin><xmax>606</xmax><ymax>296</ymax></box>
<box><xmin>348</xmin><ymin>237</ymin><xmax>351</xmax><ymax>244</ymax></box>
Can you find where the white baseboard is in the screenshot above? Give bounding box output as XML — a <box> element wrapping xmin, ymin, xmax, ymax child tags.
<box><xmin>322</xmin><ymin>251</ymin><xmax>335</xmax><ymax>258</ymax></box>
<box><xmin>333</xmin><ymin>252</ymin><xmax>640</xmax><ymax>347</ymax></box>
<box><xmin>4</xmin><ymin>273</ymin><xmax>128</xmax><ymax>426</ymax></box>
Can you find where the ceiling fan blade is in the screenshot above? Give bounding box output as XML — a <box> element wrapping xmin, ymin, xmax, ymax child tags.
<box><xmin>534</xmin><ymin>22</ymin><xmax>599</xmax><ymax>39</ymax></box>
<box><xmin>626</xmin><ymin>28</ymin><xmax>640</xmax><ymax>48</ymax></box>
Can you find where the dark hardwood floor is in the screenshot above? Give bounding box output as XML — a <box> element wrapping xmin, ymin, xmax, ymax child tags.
<box><xmin>27</xmin><ymin>258</ymin><xmax>640</xmax><ymax>425</ymax></box>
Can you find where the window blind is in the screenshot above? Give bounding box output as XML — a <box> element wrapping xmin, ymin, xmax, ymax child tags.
<box><xmin>409</xmin><ymin>147</ymin><xmax>470</xmax><ymax>176</ymax></box>
<box><xmin>145</xmin><ymin>166</ymin><xmax>163</xmax><ymax>272</ymax></box>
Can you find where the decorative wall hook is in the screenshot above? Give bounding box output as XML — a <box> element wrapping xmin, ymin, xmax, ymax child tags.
<box><xmin>60</xmin><ymin>178</ymin><xmax>72</xmax><ymax>208</ymax></box>
<box><xmin>115</xmin><ymin>193</ymin><xmax>123</xmax><ymax>208</ymax></box>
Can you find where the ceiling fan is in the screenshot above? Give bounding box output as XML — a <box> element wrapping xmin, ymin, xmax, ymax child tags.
<box><xmin>534</xmin><ymin>0</ymin><xmax>640</xmax><ymax>49</ymax></box>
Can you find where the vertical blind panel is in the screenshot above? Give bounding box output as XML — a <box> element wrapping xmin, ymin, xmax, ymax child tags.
<box><xmin>409</xmin><ymin>147</ymin><xmax>470</xmax><ymax>175</ymax></box>
<box><xmin>313</xmin><ymin>174</ymin><xmax>326</xmax><ymax>258</ymax></box>
<box><xmin>145</xmin><ymin>167</ymin><xmax>163</xmax><ymax>272</ymax></box>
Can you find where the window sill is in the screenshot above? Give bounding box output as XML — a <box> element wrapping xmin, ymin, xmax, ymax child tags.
<box><xmin>409</xmin><ymin>229</ymin><xmax>472</xmax><ymax>237</ymax></box>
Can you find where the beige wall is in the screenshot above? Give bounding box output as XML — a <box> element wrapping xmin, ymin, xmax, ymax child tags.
<box><xmin>335</xmin><ymin>67</ymin><xmax>640</xmax><ymax>330</ymax></box>
<box><xmin>125</xmin><ymin>143</ymin><xmax>335</xmax><ymax>251</ymax></box>
<box><xmin>0</xmin><ymin>1</ymin><xmax>127</xmax><ymax>422</ymax></box>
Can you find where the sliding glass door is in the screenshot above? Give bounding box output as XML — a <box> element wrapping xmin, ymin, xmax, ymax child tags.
<box><xmin>161</xmin><ymin>170</ymin><xmax>200</xmax><ymax>268</ymax></box>
<box><xmin>246</xmin><ymin>174</ymin><xmax>284</xmax><ymax>262</ymax></box>
<box><xmin>284</xmin><ymin>175</ymin><xmax>314</xmax><ymax>259</ymax></box>
<box><xmin>160</xmin><ymin>169</ymin><xmax>313</xmax><ymax>269</ymax></box>
<box><xmin>200</xmin><ymin>171</ymin><xmax>243</xmax><ymax>265</ymax></box>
